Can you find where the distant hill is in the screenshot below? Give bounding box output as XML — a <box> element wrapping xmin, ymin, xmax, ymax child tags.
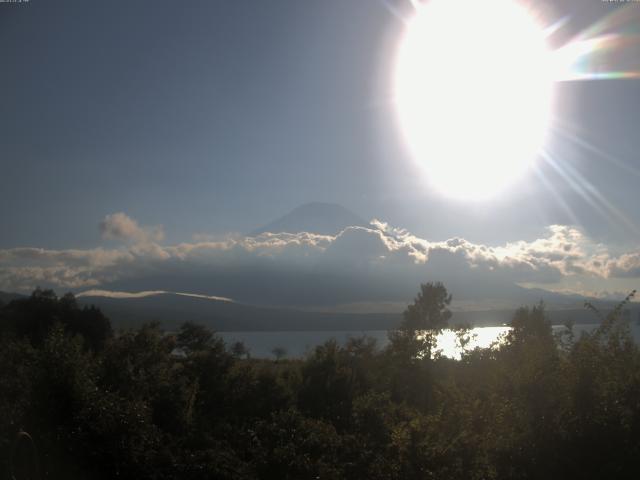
<box><xmin>0</xmin><ymin>291</ymin><xmax>26</xmax><ymax>305</ymax></box>
<box><xmin>77</xmin><ymin>291</ymin><xmax>402</xmax><ymax>332</ymax></box>
<box><xmin>250</xmin><ymin>202</ymin><xmax>367</xmax><ymax>236</ymax></box>
<box><xmin>73</xmin><ymin>290</ymin><xmax>628</xmax><ymax>332</ymax></box>
<box><xmin>3</xmin><ymin>286</ymin><xmax>634</xmax><ymax>332</ymax></box>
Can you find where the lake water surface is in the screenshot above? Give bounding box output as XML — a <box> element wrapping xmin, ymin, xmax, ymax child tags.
<box><xmin>219</xmin><ymin>323</ymin><xmax>640</xmax><ymax>360</ymax></box>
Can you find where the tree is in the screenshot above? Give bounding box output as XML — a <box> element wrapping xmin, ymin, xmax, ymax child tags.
<box><xmin>230</xmin><ymin>340</ymin><xmax>250</xmax><ymax>359</ymax></box>
<box><xmin>401</xmin><ymin>282</ymin><xmax>452</xmax><ymax>333</ymax></box>
<box><xmin>388</xmin><ymin>282</ymin><xmax>452</xmax><ymax>361</ymax></box>
<box><xmin>176</xmin><ymin>321</ymin><xmax>216</xmax><ymax>354</ymax></box>
<box><xmin>0</xmin><ymin>289</ymin><xmax>112</xmax><ymax>351</ymax></box>
<box><xmin>272</xmin><ymin>346</ymin><xmax>287</xmax><ymax>362</ymax></box>
<box><xmin>508</xmin><ymin>301</ymin><xmax>552</xmax><ymax>344</ymax></box>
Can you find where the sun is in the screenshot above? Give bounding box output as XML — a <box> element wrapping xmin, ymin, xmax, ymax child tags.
<box><xmin>394</xmin><ymin>0</ymin><xmax>554</xmax><ymax>200</ymax></box>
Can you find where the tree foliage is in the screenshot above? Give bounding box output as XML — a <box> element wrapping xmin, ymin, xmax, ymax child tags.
<box><xmin>1</xmin><ymin>286</ymin><xmax>640</xmax><ymax>479</ymax></box>
<box><xmin>402</xmin><ymin>281</ymin><xmax>452</xmax><ymax>332</ymax></box>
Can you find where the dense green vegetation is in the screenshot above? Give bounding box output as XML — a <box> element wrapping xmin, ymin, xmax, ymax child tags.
<box><xmin>1</xmin><ymin>284</ymin><xmax>639</xmax><ymax>479</ymax></box>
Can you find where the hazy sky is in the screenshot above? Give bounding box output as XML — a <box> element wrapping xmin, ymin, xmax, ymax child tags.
<box><xmin>1</xmin><ymin>0</ymin><xmax>639</xmax><ymax>302</ymax></box>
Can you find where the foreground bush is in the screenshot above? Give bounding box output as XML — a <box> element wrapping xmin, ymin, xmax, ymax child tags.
<box><xmin>1</xmin><ymin>287</ymin><xmax>639</xmax><ymax>479</ymax></box>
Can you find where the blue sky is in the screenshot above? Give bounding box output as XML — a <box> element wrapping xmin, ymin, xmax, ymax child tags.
<box><xmin>2</xmin><ymin>0</ymin><xmax>394</xmax><ymax>247</ymax></box>
<box><xmin>1</xmin><ymin>0</ymin><xmax>639</xmax><ymax>304</ymax></box>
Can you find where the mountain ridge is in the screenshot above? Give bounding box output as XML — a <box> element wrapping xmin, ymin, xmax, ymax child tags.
<box><xmin>1</xmin><ymin>289</ymin><xmax>634</xmax><ymax>331</ymax></box>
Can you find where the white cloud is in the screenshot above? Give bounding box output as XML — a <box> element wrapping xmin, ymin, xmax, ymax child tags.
<box><xmin>76</xmin><ymin>289</ymin><xmax>168</xmax><ymax>299</ymax></box>
<box><xmin>76</xmin><ymin>289</ymin><xmax>233</xmax><ymax>302</ymax></box>
<box><xmin>0</xmin><ymin>213</ymin><xmax>638</xmax><ymax>305</ymax></box>
<box><xmin>100</xmin><ymin>212</ymin><xmax>164</xmax><ymax>244</ymax></box>
<box><xmin>606</xmin><ymin>252</ymin><xmax>640</xmax><ymax>278</ymax></box>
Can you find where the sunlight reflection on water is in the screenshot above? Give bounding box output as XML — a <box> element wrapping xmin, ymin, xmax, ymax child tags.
<box><xmin>219</xmin><ymin>323</ymin><xmax>638</xmax><ymax>360</ymax></box>
<box><xmin>220</xmin><ymin>326</ymin><xmax>513</xmax><ymax>360</ymax></box>
<box><xmin>433</xmin><ymin>326</ymin><xmax>511</xmax><ymax>359</ymax></box>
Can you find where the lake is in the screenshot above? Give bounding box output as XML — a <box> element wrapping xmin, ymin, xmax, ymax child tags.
<box><xmin>219</xmin><ymin>323</ymin><xmax>640</xmax><ymax>360</ymax></box>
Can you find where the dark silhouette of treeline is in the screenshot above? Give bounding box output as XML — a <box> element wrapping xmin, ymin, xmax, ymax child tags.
<box><xmin>1</xmin><ymin>284</ymin><xmax>639</xmax><ymax>479</ymax></box>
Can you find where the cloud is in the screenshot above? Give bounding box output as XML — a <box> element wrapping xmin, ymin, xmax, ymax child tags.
<box><xmin>0</xmin><ymin>213</ymin><xmax>638</xmax><ymax>306</ymax></box>
<box><xmin>606</xmin><ymin>253</ymin><xmax>640</xmax><ymax>278</ymax></box>
<box><xmin>76</xmin><ymin>289</ymin><xmax>233</xmax><ymax>302</ymax></box>
<box><xmin>100</xmin><ymin>212</ymin><xmax>164</xmax><ymax>244</ymax></box>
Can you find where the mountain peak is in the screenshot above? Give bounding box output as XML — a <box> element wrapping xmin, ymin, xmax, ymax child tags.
<box><xmin>251</xmin><ymin>202</ymin><xmax>367</xmax><ymax>236</ymax></box>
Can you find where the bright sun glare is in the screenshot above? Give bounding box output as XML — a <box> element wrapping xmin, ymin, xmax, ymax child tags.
<box><xmin>395</xmin><ymin>0</ymin><xmax>554</xmax><ymax>200</ymax></box>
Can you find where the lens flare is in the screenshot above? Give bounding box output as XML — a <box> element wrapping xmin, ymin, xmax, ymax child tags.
<box><xmin>553</xmin><ymin>5</ymin><xmax>640</xmax><ymax>82</ymax></box>
<box><xmin>393</xmin><ymin>0</ymin><xmax>640</xmax><ymax>203</ymax></box>
<box><xmin>394</xmin><ymin>0</ymin><xmax>554</xmax><ymax>199</ymax></box>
